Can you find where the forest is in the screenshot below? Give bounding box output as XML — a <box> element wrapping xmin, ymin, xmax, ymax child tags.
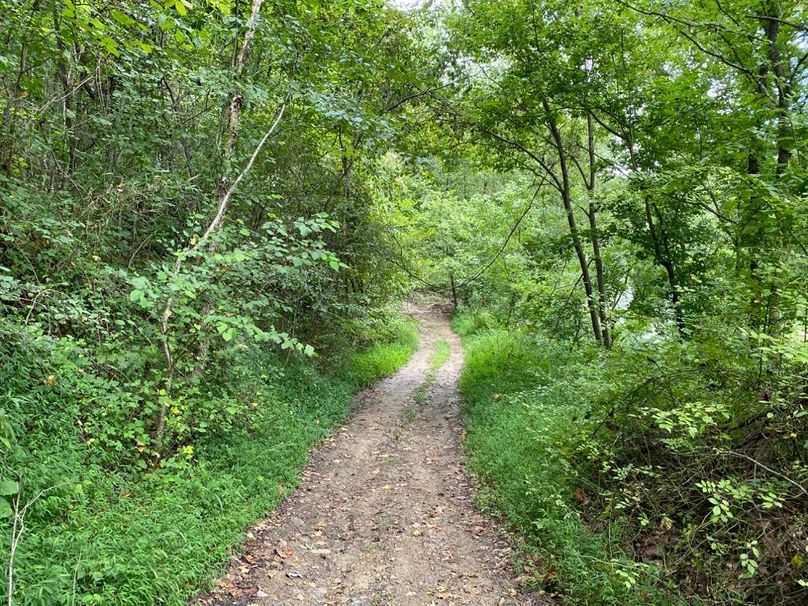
<box><xmin>0</xmin><ymin>0</ymin><xmax>806</xmax><ymax>605</ymax></box>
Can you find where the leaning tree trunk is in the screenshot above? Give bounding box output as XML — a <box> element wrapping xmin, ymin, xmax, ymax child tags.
<box><xmin>544</xmin><ymin>100</ymin><xmax>603</xmax><ymax>346</ymax></box>
<box><xmin>584</xmin><ymin>112</ymin><xmax>611</xmax><ymax>347</ymax></box>
<box><xmin>155</xmin><ymin>0</ymin><xmax>268</xmax><ymax>453</ymax></box>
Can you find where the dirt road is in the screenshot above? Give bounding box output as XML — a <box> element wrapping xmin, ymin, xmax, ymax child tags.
<box><xmin>197</xmin><ymin>305</ymin><xmax>541</xmax><ymax>605</ymax></box>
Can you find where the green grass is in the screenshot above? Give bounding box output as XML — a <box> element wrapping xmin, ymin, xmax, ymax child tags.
<box><xmin>3</xmin><ymin>318</ymin><xmax>418</xmax><ymax>606</ymax></box>
<box><xmin>431</xmin><ymin>338</ymin><xmax>450</xmax><ymax>371</ymax></box>
<box><xmin>452</xmin><ymin>309</ymin><xmax>683</xmax><ymax>606</ymax></box>
<box><xmin>338</xmin><ymin>316</ymin><xmax>419</xmax><ymax>389</ymax></box>
<box><xmin>412</xmin><ymin>338</ymin><xmax>451</xmax><ymax>407</ymax></box>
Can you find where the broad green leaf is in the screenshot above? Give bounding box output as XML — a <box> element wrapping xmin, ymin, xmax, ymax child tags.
<box><xmin>0</xmin><ymin>479</ymin><xmax>18</xmax><ymax>496</ymax></box>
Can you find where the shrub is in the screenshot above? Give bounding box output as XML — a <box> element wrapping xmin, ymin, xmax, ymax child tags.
<box><xmin>455</xmin><ymin>306</ymin><xmax>808</xmax><ymax>605</ymax></box>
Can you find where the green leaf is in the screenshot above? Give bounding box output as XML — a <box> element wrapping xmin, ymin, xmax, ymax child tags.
<box><xmin>99</xmin><ymin>36</ymin><xmax>121</xmax><ymax>57</ymax></box>
<box><xmin>110</xmin><ymin>9</ymin><xmax>136</xmax><ymax>28</ymax></box>
<box><xmin>0</xmin><ymin>479</ymin><xmax>18</xmax><ymax>496</ymax></box>
<box><xmin>173</xmin><ymin>0</ymin><xmax>188</xmax><ymax>16</ymax></box>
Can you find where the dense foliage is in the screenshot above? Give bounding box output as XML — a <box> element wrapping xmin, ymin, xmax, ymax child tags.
<box><xmin>1</xmin><ymin>0</ymin><xmax>806</xmax><ymax>605</ymax></box>
<box><xmin>0</xmin><ymin>1</ymin><xmax>423</xmax><ymax>603</ymax></box>
<box><xmin>387</xmin><ymin>2</ymin><xmax>807</xmax><ymax>605</ymax></box>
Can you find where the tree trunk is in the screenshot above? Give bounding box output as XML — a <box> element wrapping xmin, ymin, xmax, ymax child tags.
<box><xmin>156</xmin><ymin>0</ymin><xmax>266</xmax><ymax>453</ymax></box>
<box><xmin>584</xmin><ymin>113</ymin><xmax>611</xmax><ymax>347</ymax></box>
<box><xmin>53</xmin><ymin>12</ymin><xmax>77</xmax><ymax>184</ymax></box>
<box><xmin>644</xmin><ymin>197</ymin><xmax>684</xmax><ymax>334</ymax></box>
<box><xmin>543</xmin><ymin>99</ymin><xmax>603</xmax><ymax>345</ymax></box>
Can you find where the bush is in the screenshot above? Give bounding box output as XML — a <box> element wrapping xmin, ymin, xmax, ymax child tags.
<box><xmin>454</xmin><ymin>307</ymin><xmax>808</xmax><ymax>605</ymax></box>
<box><xmin>454</xmin><ymin>310</ymin><xmax>684</xmax><ymax>606</ymax></box>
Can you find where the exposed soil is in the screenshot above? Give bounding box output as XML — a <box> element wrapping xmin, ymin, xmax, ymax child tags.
<box><xmin>195</xmin><ymin>304</ymin><xmax>543</xmax><ymax>605</ymax></box>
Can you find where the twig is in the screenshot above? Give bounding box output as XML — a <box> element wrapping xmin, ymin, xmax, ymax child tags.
<box><xmin>7</xmin><ymin>482</ymin><xmax>66</xmax><ymax>606</ymax></box>
<box><xmin>719</xmin><ymin>449</ymin><xmax>808</xmax><ymax>496</ymax></box>
<box><xmin>199</xmin><ymin>104</ymin><xmax>286</xmax><ymax>243</ymax></box>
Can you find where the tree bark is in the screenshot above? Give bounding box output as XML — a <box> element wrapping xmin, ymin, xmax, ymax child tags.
<box><xmin>156</xmin><ymin>0</ymin><xmax>267</xmax><ymax>453</ymax></box>
<box><xmin>584</xmin><ymin>112</ymin><xmax>611</xmax><ymax>347</ymax></box>
<box><xmin>543</xmin><ymin>99</ymin><xmax>603</xmax><ymax>346</ymax></box>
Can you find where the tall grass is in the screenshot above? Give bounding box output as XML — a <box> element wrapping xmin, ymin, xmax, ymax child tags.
<box><xmin>453</xmin><ymin>309</ymin><xmax>682</xmax><ymax>606</ymax></box>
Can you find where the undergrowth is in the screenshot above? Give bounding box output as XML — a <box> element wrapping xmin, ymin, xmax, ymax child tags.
<box><xmin>454</xmin><ymin>306</ymin><xmax>808</xmax><ymax>606</ymax></box>
<box><xmin>0</xmin><ymin>316</ymin><xmax>417</xmax><ymax>606</ymax></box>
<box><xmin>454</xmin><ymin>309</ymin><xmax>686</xmax><ymax>606</ymax></box>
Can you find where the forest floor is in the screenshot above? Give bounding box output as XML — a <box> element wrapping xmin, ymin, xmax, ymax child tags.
<box><xmin>195</xmin><ymin>303</ymin><xmax>543</xmax><ymax>606</ymax></box>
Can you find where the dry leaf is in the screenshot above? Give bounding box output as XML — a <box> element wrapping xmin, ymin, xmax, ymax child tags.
<box><xmin>275</xmin><ymin>547</ymin><xmax>294</xmax><ymax>559</ymax></box>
